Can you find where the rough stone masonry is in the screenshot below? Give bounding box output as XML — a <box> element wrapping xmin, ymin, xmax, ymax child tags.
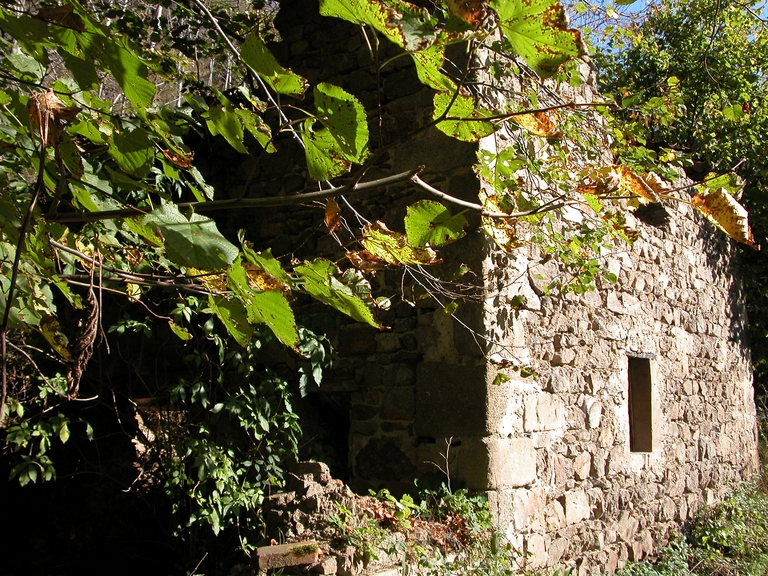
<box><xmin>218</xmin><ymin>0</ymin><xmax>760</xmax><ymax>572</ymax></box>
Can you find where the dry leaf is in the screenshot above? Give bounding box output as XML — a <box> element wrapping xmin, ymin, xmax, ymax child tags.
<box><xmin>692</xmin><ymin>188</ymin><xmax>758</xmax><ymax>249</ymax></box>
<box><xmin>27</xmin><ymin>89</ymin><xmax>80</xmax><ymax>146</ymax></box>
<box><xmin>346</xmin><ymin>250</ymin><xmax>388</xmax><ymax>271</ymax></box>
<box><xmin>616</xmin><ymin>166</ymin><xmax>660</xmax><ymax>204</ymax></box>
<box><xmin>162</xmin><ymin>149</ymin><xmax>194</xmax><ymax>169</ymax></box>
<box><xmin>444</xmin><ymin>0</ymin><xmax>489</xmax><ymax>26</ymax></box>
<box><xmin>36</xmin><ymin>5</ymin><xmax>86</xmax><ymax>32</ymax></box>
<box><xmin>511</xmin><ymin>111</ymin><xmax>563</xmax><ymax>138</ymax></box>
<box><xmin>324</xmin><ymin>198</ymin><xmax>341</xmax><ymax>234</ymax></box>
<box><xmin>641</xmin><ymin>171</ymin><xmax>672</xmax><ymax>196</ymax></box>
<box><xmin>244</xmin><ymin>263</ymin><xmax>291</xmax><ymax>297</ymax></box>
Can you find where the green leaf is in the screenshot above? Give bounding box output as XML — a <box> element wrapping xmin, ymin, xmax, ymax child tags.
<box><xmin>68</xmin><ymin>117</ymin><xmax>109</xmax><ymax>145</ymax></box>
<box><xmin>207</xmin><ymin>104</ymin><xmax>246</xmax><ymax>154</ymax></box>
<box><xmin>314</xmin><ymin>83</ymin><xmax>369</xmax><ymax>163</ymax></box>
<box><xmin>0</xmin><ymin>11</ymin><xmax>51</xmax><ymax>61</ymax></box>
<box><xmin>301</xmin><ymin>119</ymin><xmax>350</xmax><ymax>180</ymax></box>
<box><xmin>58</xmin><ymin>422</ymin><xmax>70</xmax><ymax>444</ymax></box>
<box><xmin>295</xmin><ymin>259</ymin><xmax>380</xmax><ymax>327</ymax></box>
<box><xmin>241</xmin><ymin>33</ymin><xmax>308</xmax><ymax>96</ymax></box>
<box><xmin>433</xmin><ymin>91</ymin><xmax>497</xmax><ymax>141</ymax></box>
<box><xmin>405</xmin><ymin>200</ymin><xmax>467</xmax><ymax>246</ymax></box>
<box><xmin>493</xmin><ymin>373</ymin><xmax>510</xmax><ymax>386</ymax></box>
<box><xmin>491</xmin><ymin>0</ymin><xmax>583</xmax><ymax>78</ymax></box>
<box><xmin>723</xmin><ymin>103</ymin><xmax>745</xmax><ymax>122</ymax></box>
<box><xmin>697</xmin><ymin>172</ymin><xmax>744</xmax><ymax>197</ymax></box>
<box><xmin>208</xmin><ymin>295</ymin><xmax>253</xmax><ymax>348</ymax></box>
<box><xmin>58</xmin><ymin>48</ymin><xmax>99</xmax><ymax>90</ymax></box>
<box><xmin>169</xmin><ymin>321</ymin><xmax>193</xmax><ymax>341</ymax></box>
<box><xmin>58</xmin><ymin>133</ymin><xmax>84</xmax><ymax>179</ymax></box>
<box><xmin>242</xmin><ymin>245</ymin><xmax>291</xmax><ymax>285</ymax></box>
<box><xmin>227</xmin><ymin>260</ymin><xmax>299</xmax><ymax>348</ymax></box>
<box><xmin>101</xmin><ymin>39</ymin><xmax>155</xmax><ymax>109</ymax></box>
<box><xmin>144</xmin><ymin>205</ymin><xmax>239</xmax><ymax>270</ymax></box>
<box><xmin>109</xmin><ymin>127</ymin><xmax>154</xmax><ymax>179</ymax></box>
<box><xmin>6</xmin><ymin>48</ymin><xmax>46</xmax><ymax>82</ymax></box>
<box><xmin>411</xmin><ymin>44</ymin><xmax>456</xmax><ymax>91</ymax></box>
<box><xmin>235</xmin><ymin>108</ymin><xmax>275</xmax><ymax>153</ymax></box>
<box><xmin>319</xmin><ymin>0</ymin><xmax>410</xmax><ymax>47</ymax></box>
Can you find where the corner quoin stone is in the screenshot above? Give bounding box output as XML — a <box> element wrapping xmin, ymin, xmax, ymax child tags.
<box><xmin>458</xmin><ymin>437</ymin><xmax>537</xmax><ymax>490</ymax></box>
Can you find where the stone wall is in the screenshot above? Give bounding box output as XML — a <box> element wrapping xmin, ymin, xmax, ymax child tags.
<box><xmin>211</xmin><ymin>1</ymin><xmax>760</xmax><ymax>572</ymax></box>
<box><xmin>415</xmin><ymin>194</ymin><xmax>759</xmax><ymax>571</ymax></box>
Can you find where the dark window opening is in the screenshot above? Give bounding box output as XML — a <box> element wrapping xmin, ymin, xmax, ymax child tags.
<box><xmin>628</xmin><ymin>356</ymin><xmax>653</xmax><ymax>452</ymax></box>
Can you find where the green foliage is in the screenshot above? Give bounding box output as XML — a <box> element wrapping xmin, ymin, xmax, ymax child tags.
<box><xmin>330</xmin><ymin>485</ymin><xmax>520</xmax><ymax>575</ymax></box>
<box><xmin>613</xmin><ymin>482</ymin><xmax>768</xmax><ymax>576</ymax></box>
<box><xmin>0</xmin><ymin>0</ymin><xmax>754</xmax><ymax>566</ymax></box>
<box><xmin>592</xmin><ymin>0</ymin><xmax>768</xmax><ymax>393</ymax></box>
<box><xmin>405</xmin><ymin>200</ymin><xmax>468</xmax><ymax>247</ymax></box>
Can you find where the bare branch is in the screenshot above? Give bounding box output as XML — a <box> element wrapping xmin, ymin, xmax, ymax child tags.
<box><xmin>410</xmin><ymin>175</ymin><xmax>572</xmax><ymax>219</ymax></box>
<box><xmin>49</xmin><ymin>168</ymin><xmax>423</xmax><ymax>224</ymax></box>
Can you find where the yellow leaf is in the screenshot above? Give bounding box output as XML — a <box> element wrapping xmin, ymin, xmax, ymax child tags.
<box><xmin>243</xmin><ymin>263</ymin><xmax>291</xmax><ymax>298</ymax></box>
<box><xmin>511</xmin><ymin>111</ymin><xmax>563</xmax><ymax>138</ymax></box>
<box><xmin>692</xmin><ymin>188</ymin><xmax>758</xmax><ymax>249</ymax></box>
<box><xmin>38</xmin><ymin>315</ymin><xmax>73</xmax><ymax>362</ymax></box>
<box><xmin>616</xmin><ymin>166</ymin><xmax>660</xmax><ymax>204</ymax></box>
<box><xmin>477</xmin><ymin>189</ymin><xmax>521</xmax><ymax>252</ymax></box>
<box><xmin>361</xmin><ymin>222</ymin><xmax>441</xmax><ymax>265</ymax></box>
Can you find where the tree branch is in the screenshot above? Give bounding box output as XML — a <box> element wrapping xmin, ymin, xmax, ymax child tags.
<box><xmin>48</xmin><ymin>168</ymin><xmax>423</xmax><ymax>223</ymax></box>
<box><xmin>410</xmin><ymin>175</ymin><xmax>571</xmax><ymax>219</ymax></box>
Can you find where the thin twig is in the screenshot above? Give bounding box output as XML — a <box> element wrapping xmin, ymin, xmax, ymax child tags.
<box><xmin>410</xmin><ymin>175</ymin><xmax>572</xmax><ymax>218</ymax></box>
<box><xmin>0</xmin><ymin>147</ymin><xmax>46</xmax><ymax>424</ymax></box>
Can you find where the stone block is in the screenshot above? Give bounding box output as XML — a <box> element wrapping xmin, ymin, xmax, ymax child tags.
<box><xmin>548</xmin><ymin>538</ymin><xmax>569</xmax><ymax>566</ymax></box>
<box><xmin>292</xmin><ymin>462</ymin><xmax>332</xmax><ymax>485</ymax></box>
<box><xmin>565</xmin><ymin>489</ymin><xmax>591</xmax><ymax>525</ymax></box>
<box><xmin>574</xmin><ymin>452</ymin><xmax>592</xmax><ymax>480</ymax></box>
<box><xmin>616</xmin><ymin>512</ymin><xmax>639</xmax><ymax>542</ymax></box>
<box><xmin>337</xmin><ymin>325</ymin><xmax>378</xmax><ymax>355</ymax></box>
<box><xmin>525</xmin><ymin>533</ymin><xmax>548</xmax><ymax>568</ymax></box>
<box><xmin>546</xmin><ymin>500</ymin><xmax>567</xmax><ymax>531</ymax></box>
<box><xmin>524</xmin><ymin>393</ymin><xmax>565</xmax><ymax>432</ymax></box>
<box><xmin>312</xmin><ymin>556</ymin><xmax>338</xmax><ymax>574</ymax></box>
<box><xmin>457</xmin><ymin>437</ymin><xmax>536</xmax><ymax>490</ymax></box>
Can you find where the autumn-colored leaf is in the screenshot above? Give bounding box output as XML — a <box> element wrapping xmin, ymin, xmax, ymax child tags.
<box><xmin>243</xmin><ymin>263</ymin><xmax>291</xmax><ymax>298</ymax></box>
<box><xmin>616</xmin><ymin>166</ymin><xmax>660</xmax><ymax>204</ymax></box>
<box><xmin>477</xmin><ymin>189</ymin><xmax>522</xmax><ymax>252</ymax></box>
<box><xmin>511</xmin><ymin>111</ymin><xmax>562</xmax><ymax>138</ymax></box>
<box><xmin>162</xmin><ymin>148</ymin><xmax>194</xmax><ymax>169</ymax></box>
<box><xmin>361</xmin><ymin>221</ymin><xmax>441</xmax><ymax>265</ymax></box>
<box><xmin>27</xmin><ymin>90</ymin><xmax>80</xmax><ymax>146</ymax></box>
<box><xmin>35</xmin><ymin>5</ymin><xmax>85</xmax><ymax>32</ymax></box>
<box><xmin>641</xmin><ymin>171</ymin><xmax>672</xmax><ymax>196</ymax></box>
<box><xmin>325</xmin><ymin>198</ymin><xmax>341</xmax><ymax>234</ymax></box>
<box><xmin>692</xmin><ymin>188</ymin><xmax>757</xmax><ymax>249</ymax></box>
<box><xmin>346</xmin><ymin>249</ymin><xmax>388</xmax><ymax>271</ymax></box>
<box><xmin>445</xmin><ymin>0</ymin><xmax>490</xmax><ymax>26</ymax></box>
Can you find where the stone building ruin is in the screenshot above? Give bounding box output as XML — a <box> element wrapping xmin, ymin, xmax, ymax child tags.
<box><xmin>212</xmin><ymin>0</ymin><xmax>760</xmax><ymax>571</ymax></box>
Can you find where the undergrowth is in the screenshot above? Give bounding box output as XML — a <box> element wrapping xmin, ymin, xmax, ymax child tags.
<box><xmin>615</xmin><ymin>409</ymin><xmax>768</xmax><ymax>576</ymax></box>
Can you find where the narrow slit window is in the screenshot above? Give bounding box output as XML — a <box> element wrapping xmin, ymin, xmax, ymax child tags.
<box><xmin>628</xmin><ymin>356</ymin><xmax>653</xmax><ymax>452</ymax></box>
